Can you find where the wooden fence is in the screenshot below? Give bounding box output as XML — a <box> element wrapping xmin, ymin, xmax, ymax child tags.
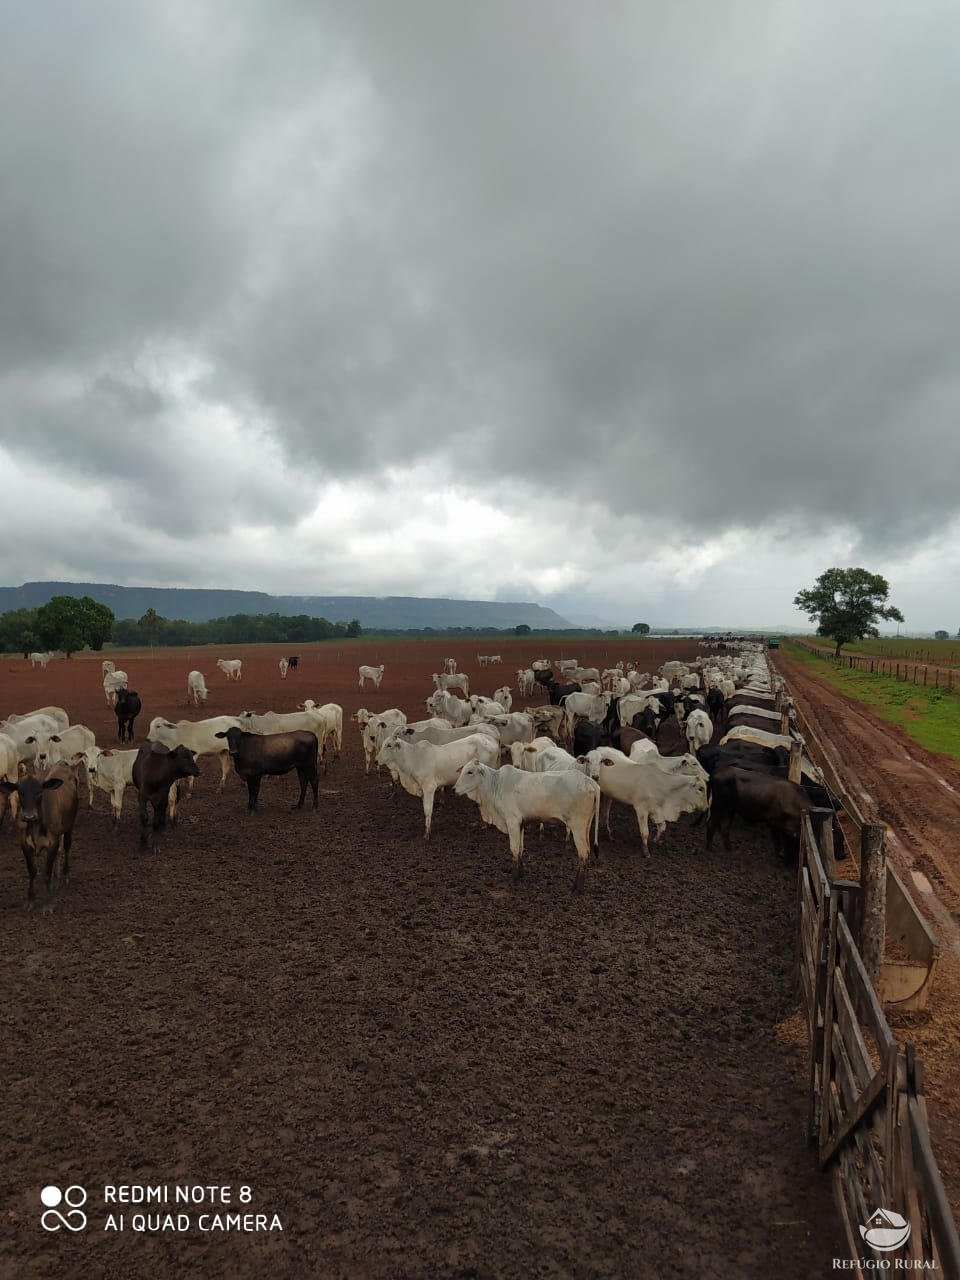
<box><xmin>797</xmin><ymin>803</ymin><xmax>960</xmax><ymax>1272</ymax></box>
<box><xmin>799</xmin><ymin>642</ymin><xmax>959</xmax><ymax>691</ymax></box>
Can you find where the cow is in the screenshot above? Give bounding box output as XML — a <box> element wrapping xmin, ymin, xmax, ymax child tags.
<box><xmin>0</xmin><ymin>731</ymin><xmax>19</xmax><ymax>825</ymax></box>
<box><xmin>433</xmin><ymin>672</ymin><xmax>470</xmax><ymax>697</ymax></box>
<box><xmin>454</xmin><ymin>761</ymin><xmax>601</xmax><ymax>893</ymax></box>
<box><xmin>492</xmin><ymin>686</ymin><xmax>513</xmax><ymax>713</ymax></box>
<box><xmin>0</xmin><ymin>765</ymin><xmax>79</xmax><ymax>907</ymax></box>
<box><xmin>287</xmin><ymin>655</ymin><xmax>300</xmax><ymax>671</ymax></box>
<box><xmin>426</xmin><ymin>689</ymin><xmax>473</xmax><ymax>727</ymax></box>
<box><xmin>2</xmin><ymin>714</ymin><xmax>64</xmax><ymax>764</ymax></box>
<box><xmin>115</xmin><ymin>689</ymin><xmax>142</xmax><ymax>743</ymax></box>
<box><xmin>103</xmin><ymin>669</ymin><xmax>129</xmax><ymax>707</ymax></box>
<box><xmin>375</xmin><ymin>733</ymin><xmax>501</xmax><ymax>838</ymax></box>
<box><xmin>684</xmin><ymin>708</ymin><xmax>714</xmax><ymax>754</ymax></box>
<box><xmin>470</xmin><ymin>712</ymin><xmax>536</xmax><ymax>751</ymax></box>
<box><xmin>584</xmin><ymin>756</ymin><xmax>708</xmax><ymax>854</ymax></box>
<box><xmin>216</xmin><ymin>658</ymin><xmax>243</xmax><ymax>681</ymax></box>
<box><xmin>706</xmin><ymin>766</ymin><xmax>813</xmax><ymax>859</ymax></box>
<box><xmin>2</xmin><ymin>706</ymin><xmax>70</xmax><ymax>731</ymax></box>
<box><xmin>187</xmin><ymin>670</ymin><xmax>208</xmax><ymax>707</ymax></box>
<box><xmin>356</xmin><ymin>708</ymin><xmax>408</xmax><ymax>773</ymax></box>
<box><xmin>132</xmin><ymin>743</ymin><xmax>201</xmax><ymax>852</ymax></box>
<box><xmin>214</xmin><ymin>726</ymin><xmax>319</xmax><ymax>812</ymax></box>
<box><xmin>25</xmin><ymin>724</ymin><xmax>97</xmax><ymax>798</ymax></box>
<box><xmin>29</xmin><ymin>651</ymin><xmax>56</xmax><ymax>669</ymax></box>
<box><xmin>279</xmin><ymin>658</ymin><xmax>289</xmax><ymax>679</ymax></box>
<box><xmin>297</xmin><ymin>700</ymin><xmax>343</xmax><ymax>761</ymax></box>
<box><xmin>80</xmin><ymin>745</ymin><xmax>180</xmax><ymax>827</ymax></box>
<box><xmin>147</xmin><ymin>715</ymin><xmax>244</xmax><ymax>791</ymax></box>
<box><xmin>358</xmin><ymin>664</ymin><xmax>385</xmax><ymax>690</ymax></box>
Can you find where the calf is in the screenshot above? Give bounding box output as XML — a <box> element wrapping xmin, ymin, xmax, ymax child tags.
<box><xmin>114</xmin><ymin>688</ymin><xmax>142</xmax><ymax>743</ymax></box>
<box><xmin>0</xmin><ymin>765</ymin><xmax>79</xmax><ymax>907</ymax></box>
<box><xmin>214</xmin><ymin>727</ymin><xmax>319</xmax><ymax>812</ymax></box>
<box><xmin>358</xmin><ymin>664</ymin><xmax>385</xmax><ymax>690</ymax></box>
<box><xmin>132</xmin><ymin>743</ymin><xmax>201</xmax><ymax>852</ymax></box>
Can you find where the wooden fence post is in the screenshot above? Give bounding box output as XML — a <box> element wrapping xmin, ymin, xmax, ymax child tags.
<box><xmin>859</xmin><ymin>823</ymin><xmax>887</xmax><ymax>990</ymax></box>
<box><xmin>780</xmin><ymin>708</ymin><xmax>791</xmax><ymax>735</ymax></box>
<box><xmin>788</xmin><ymin>739</ymin><xmax>803</xmax><ymax>785</ymax></box>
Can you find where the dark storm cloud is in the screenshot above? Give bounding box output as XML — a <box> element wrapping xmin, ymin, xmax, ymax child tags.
<box><xmin>1</xmin><ymin>0</ymin><xmax>958</xmax><ymax>601</ymax></box>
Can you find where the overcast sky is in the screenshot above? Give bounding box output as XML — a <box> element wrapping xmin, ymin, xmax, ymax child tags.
<box><xmin>2</xmin><ymin>2</ymin><xmax>958</xmax><ymax>630</ymax></box>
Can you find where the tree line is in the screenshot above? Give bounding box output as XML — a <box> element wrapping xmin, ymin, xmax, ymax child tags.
<box><xmin>0</xmin><ymin>596</ymin><xmax>363</xmax><ymax>654</ymax></box>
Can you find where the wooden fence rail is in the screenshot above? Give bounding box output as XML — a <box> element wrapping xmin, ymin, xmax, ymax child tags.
<box><xmin>798</xmin><ymin>642</ymin><xmax>959</xmax><ymax>691</ymax></box>
<box><xmin>796</xmin><ymin>800</ymin><xmax>960</xmax><ymax>1274</ymax></box>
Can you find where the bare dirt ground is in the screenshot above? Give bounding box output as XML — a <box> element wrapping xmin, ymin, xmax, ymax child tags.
<box><xmin>772</xmin><ymin>648</ymin><xmax>960</xmax><ymax>1213</ymax></box>
<box><xmin>2</xmin><ymin>640</ymin><xmax>844</xmax><ymax>1279</ymax></box>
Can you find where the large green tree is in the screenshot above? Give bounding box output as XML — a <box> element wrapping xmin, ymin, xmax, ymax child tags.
<box><xmin>0</xmin><ymin>607</ymin><xmax>41</xmax><ymax>656</ymax></box>
<box><xmin>631</xmin><ymin>622</ymin><xmax>650</xmax><ymax>635</ymax></box>
<box><xmin>35</xmin><ymin>595</ymin><xmax>115</xmax><ymax>656</ymax></box>
<box><xmin>793</xmin><ymin>568</ymin><xmax>903</xmax><ymax>658</ymax></box>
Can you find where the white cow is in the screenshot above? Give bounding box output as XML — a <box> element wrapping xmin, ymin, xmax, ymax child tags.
<box><xmin>298</xmin><ymin>700</ymin><xmax>344</xmax><ymax>759</ymax></box>
<box><xmin>469</xmin><ymin>695</ymin><xmax>505</xmax><ymax>717</ymax></box>
<box><xmin>470</xmin><ymin>712</ymin><xmax>536</xmax><ymax>749</ymax></box>
<box><xmin>684</xmin><ymin>708</ymin><xmax>714</xmax><ymax>753</ymax></box>
<box><xmin>488</xmin><ymin>654</ymin><xmax>503</xmax><ymax>665</ymax></box>
<box><xmin>279</xmin><ymin>658</ymin><xmax>289</xmax><ymax>680</ymax></box>
<box><xmin>393</xmin><ymin>720</ymin><xmax>500</xmax><ymax>749</ymax></box>
<box><xmin>187</xmin><ymin>671</ymin><xmax>208</xmax><ymax>707</ymax></box>
<box><xmin>526</xmin><ymin>705</ymin><xmax>566</xmax><ymax>739</ymax></box>
<box><xmin>492</xmin><ymin>686</ymin><xmax>513</xmax><ymax>713</ymax></box>
<box><xmin>516</xmin><ymin>669</ymin><xmax>536</xmax><ymax>697</ymax></box>
<box><xmin>358</xmin><ymin>664</ymin><xmax>385</xmax><ymax>690</ymax></box>
<box><xmin>454</xmin><ymin>761</ymin><xmax>601</xmax><ymax>893</ymax></box>
<box><xmin>426</xmin><ymin>689</ymin><xmax>473</xmax><ymax>727</ymax></box>
<box><xmin>561</xmin><ymin>691</ymin><xmax>611</xmax><ymax>738</ymax></box>
<box><xmin>433</xmin><ymin>672</ymin><xmax>470</xmax><ymax>697</ymax></box>
<box><xmin>147</xmin><ymin>715</ymin><xmax>244</xmax><ymax>790</ymax></box>
<box><xmin>356</xmin><ymin>708</ymin><xmax>407</xmax><ymax>773</ymax></box>
<box><xmin>376</xmin><ymin>734</ymin><xmax>501</xmax><ymax>838</ymax></box>
<box><xmin>103</xmin><ymin>670</ymin><xmax>129</xmax><ymax>706</ymax></box>
<box><xmin>2</xmin><ymin>715</ymin><xmax>64</xmax><ymax>763</ymax></box>
<box><xmin>584</xmin><ymin>756</ymin><xmax>708</xmax><ymax>854</ymax></box>
<box><xmin>29</xmin><ymin>651</ymin><xmax>56</xmax><ymax>669</ymax></box>
<box><xmin>216</xmin><ymin>658</ymin><xmax>243</xmax><ymax>681</ymax></box>
<box><xmin>557</xmin><ymin>659</ymin><xmax>579</xmax><ymax>674</ymax></box>
<box><xmin>3</xmin><ymin>706</ymin><xmax>70</xmax><ymax>731</ymax></box>
<box><xmin>443</xmin><ymin>658</ymin><xmax>457</xmax><ymax>674</ymax></box>
<box><xmin>0</xmin><ymin>731</ymin><xmax>20</xmax><ymax>822</ymax></box>
<box><xmin>80</xmin><ymin>745</ymin><xmax>178</xmax><ymax>826</ymax></box>
<box><xmin>27</xmin><ymin>723</ymin><xmax>97</xmax><ymax>775</ymax></box>
<box><xmin>510</xmin><ymin>741</ymin><xmax>580</xmax><ymax>773</ymax></box>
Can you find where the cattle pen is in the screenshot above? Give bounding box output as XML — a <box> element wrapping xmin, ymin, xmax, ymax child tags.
<box><xmin>5</xmin><ymin>636</ymin><xmax>952</xmax><ymax>1276</ymax></box>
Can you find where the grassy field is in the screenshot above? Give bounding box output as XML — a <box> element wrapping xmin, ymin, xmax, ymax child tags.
<box><xmin>822</xmin><ymin>636</ymin><xmax>960</xmax><ymax>667</ymax></box>
<box><xmin>784</xmin><ymin>641</ymin><xmax>960</xmax><ymax>762</ymax></box>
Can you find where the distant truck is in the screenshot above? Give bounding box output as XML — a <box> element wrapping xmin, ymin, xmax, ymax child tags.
<box><xmin>766</xmin><ymin>636</ymin><xmax>780</xmax><ymax>649</ymax></box>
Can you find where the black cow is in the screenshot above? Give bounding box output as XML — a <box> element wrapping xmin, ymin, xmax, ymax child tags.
<box><xmin>132</xmin><ymin>743</ymin><xmax>201</xmax><ymax>852</ymax></box>
<box><xmin>706</xmin><ymin>686</ymin><xmax>725</xmax><ymax>724</ymax></box>
<box><xmin>706</xmin><ymin>766</ymin><xmax>813</xmax><ymax>859</ymax></box>
<box><xmin>286</xmin><ymin>655</ymin><xmax>300</xmax><ymax>671</ymax></box>
<box><xmin>214</xmin><ymin>726</ymin><xmax>319</xmax><ymax>812</ymax></box>
<box><xmin>0</xmin><ymin>765</ymin><xmax>79</xmax><ymax>907</ymax></box>
<box><xmin>115</xmin><ymin>688</ymin><xmax>142</xmax><ymax>743</ymax></box>
<box><xmin>572</xmin><ymin>717</ymin><xmax>604</xmax><ymax>757</ymax></box>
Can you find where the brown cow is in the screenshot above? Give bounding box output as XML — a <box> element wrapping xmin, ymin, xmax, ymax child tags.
<box><xmin>132</xmin><ymin>742</ymin><xmax>201</xmax><ymax>852</ymax></box>
<box><xmin>0</xmin><ymin>764</ymin><xmax>79</xmax><ymax>907</ymax></box>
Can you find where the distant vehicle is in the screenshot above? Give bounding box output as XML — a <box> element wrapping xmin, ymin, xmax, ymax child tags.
<box><xmin>766</xmin><ymin>636</ymin><xmax>781</xmax><ymax>649</ymax></box>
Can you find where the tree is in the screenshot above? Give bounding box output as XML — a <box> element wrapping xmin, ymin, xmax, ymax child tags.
<box><xmin>935</xmin><ymin>630</ymin><xmax>949</xmax><ymax>641</ymax></box>
<box><xmin>793</xmin><ymin>568</ymin><xmax>904</xmax><ymax>658</ymax></box>
<box><xmin>35</xmin><ymin>595</ymin><xmax>115</xmax><ymax>656</ymax></box>
<box><xmin>632</xmin><ymin>622</ymin><xmax>650</xmax><ymax>635</ymax></box>
<box><xmin>0</xmin><ymin>607</ymin><xmax>41</xmax><ymax>656</ymax></box>
<box><xmin>514</xmin><ymin>623</ymin><xmax>531</xmax><ymax>635</ymax></box>
<box><xmin>139</xmin><ymin>608</ymin><xmax>165</xmax><ymax>646</ymax></box>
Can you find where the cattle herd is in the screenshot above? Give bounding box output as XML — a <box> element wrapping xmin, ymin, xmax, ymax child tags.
<box><xmin>0</xmin><ymin>642</ymin><xmax>843</xmax><ymax>911</ymax></box>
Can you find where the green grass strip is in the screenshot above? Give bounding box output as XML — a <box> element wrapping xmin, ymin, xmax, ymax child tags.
<box><xmin>782</xmin><ymin>641</ymin><xmax>960</xmax><ymax>764</ymax></box>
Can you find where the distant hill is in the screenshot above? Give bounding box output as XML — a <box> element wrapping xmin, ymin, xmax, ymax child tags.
<box><xmin>0</xmin><ymin>582</ymin><xmax>576</xmax><ymax>631</ymax></box>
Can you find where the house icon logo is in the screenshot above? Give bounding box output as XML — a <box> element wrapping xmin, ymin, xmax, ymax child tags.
<box><xmin>860</xmin><ymin>1207</ymin><xmax>911</xmax><ymax>1252</ymax></box>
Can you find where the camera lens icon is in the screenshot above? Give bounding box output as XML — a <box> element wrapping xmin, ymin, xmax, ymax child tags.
<box><xmin>40</xmin><ymin>1185</ymin><xmax>88</xmax><ymax>1231</ymax></box>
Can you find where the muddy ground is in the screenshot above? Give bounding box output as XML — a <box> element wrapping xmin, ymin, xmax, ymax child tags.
<box><xmin>2</xmin><ymin>639</ymin><xmax>846</xmax><ymax>1278</ymax></box>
